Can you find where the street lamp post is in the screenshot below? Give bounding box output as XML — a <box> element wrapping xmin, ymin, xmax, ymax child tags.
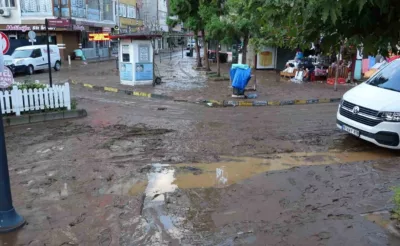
<box><xmin>0</xmin><ymin>107</ymin><xmax>25</xmax><ymax>232</ymax></box>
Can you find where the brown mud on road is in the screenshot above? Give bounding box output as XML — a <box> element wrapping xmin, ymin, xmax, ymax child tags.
<box><xmin>1</xmin><ymin>91</ymin><xmax>400</xmax><ymax>245</ymax></box>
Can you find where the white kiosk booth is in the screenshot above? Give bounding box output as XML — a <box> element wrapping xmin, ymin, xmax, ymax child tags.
<box><xmin>111</xmin><ymin>33</ymin><xmax>162</xmax><ymax>86</ymax></box>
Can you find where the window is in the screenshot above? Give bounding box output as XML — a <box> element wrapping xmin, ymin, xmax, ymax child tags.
<box><xmin>119</xmin><ymin>3</ymin><xmax>126</xmax><ymax>17</ymax></box>
<box><xmin>127</xmin><ymin>6</ymin><xmax>136</xmax><ymax>19</ymax></box>
<box><xmin>0</xmin><ymin>0</ymin><xmax>15</xmax><ymax>7</ymax></box>
<box><xmin>367</xmin><ymin>60</ymin><xmax>400</xmax><ymax>92</ymax></box>
<box><xmin>21</xmin><ymin>0</ymin><xmax>52</xmax><ymax>14</ymax></box>
<box><xmin>71</xmin><ymin>0</ymin><xmax>86</xmax><ymax>18</ymax></box>
<box><xmin>102</xmin><ymin>0</ymin><xmax>113</xmax><ymax>21</ymax></box>
<box><xmin>31</xmin><ymin>49</ymin><xmax>42</xmax><ymax>58</ymax></box>
<box><xmin>122</xmin><ymin>45</ymin><xmax>130</xmax><ymax>62</ymax></box>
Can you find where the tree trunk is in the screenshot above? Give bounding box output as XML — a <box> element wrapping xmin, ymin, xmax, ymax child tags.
<box><xmin>201</xmin><ymin>29</ymin><xmax>210</xmax><ymax>71</ymax></box>
<box><xmin>334</xmin><ymin>45</ymin><xmax>343</xmax><ymax>91</ymax></box>
<box><xmin>242</xmin><ymin>35</ymin><xmax>249</xmax><ymax>65</ymax></box>
<box><xmin>216</xmin><ymin>41</ymin><xmax>220</xmax><ymax>77</ymax></box>
<box><xmin>195</xmin><ymin>34</ymin><xmax>202</xmax><ymax>68</ymax></box>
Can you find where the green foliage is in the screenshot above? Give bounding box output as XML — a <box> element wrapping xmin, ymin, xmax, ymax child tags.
<box><xmin>246</xmin><ymin>0</ymin><xmax>400</xmax><ymax>55</ymax></box>
<box><xmin>392</xmin><ymin>187</ymin><xmax>400</xmax><ymax>221</ymax></box>
<box><xmin>13</xmin><ymin>83</ymin><xmax>47</xmax><ymax>91</ymax></box>
<box><xmin>71</xmin><ymin>98</ymin><xmax>78</xmax><ymax>110</ymax></box>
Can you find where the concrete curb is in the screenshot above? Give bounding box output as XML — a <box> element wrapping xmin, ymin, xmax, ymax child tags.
<box><xmin>4</xmin><ymin>109</ymin><xmax>87</xmax><ymax>127</ymax></box>
<box><xmin>68</xmin><ymin>79</ymin><xmax>342</xmax><ymax>107</ymax></box>
<box><xmin>69</xmin><ymin>80</ymin><xmax>174</xmax><ymax>101</ymax></box>
<box><xmin>202</xmin><ymin>98</ymin><xmax>342</xmax><ymax>107</ymax></box>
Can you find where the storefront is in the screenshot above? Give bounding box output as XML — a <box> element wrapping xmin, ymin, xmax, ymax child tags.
<box><xmin>0</xmin><ymin>24</ymin><xmax>83</xmax><ymax>60</ymax></box>
<box><xmin>0</xmin><ymin>22</ymin><xmax>114</xmax><ymax>60</ymax></box>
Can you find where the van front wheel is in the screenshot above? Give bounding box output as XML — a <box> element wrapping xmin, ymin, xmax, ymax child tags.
<box><xmin>54</xmin><ymin>61</ymin><xmax>61</xmax><ymax>71</ymax></box>
<box><xmin>26</xmin><ymin>65</ymin><xmax>34</xmax><ymax>75</ymax></box>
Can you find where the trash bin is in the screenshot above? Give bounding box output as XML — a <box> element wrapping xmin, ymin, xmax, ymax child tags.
<box><xmin>230</xmin><ymin>64</ymin><xmax>251</xmax><ymax>96</ymax></box>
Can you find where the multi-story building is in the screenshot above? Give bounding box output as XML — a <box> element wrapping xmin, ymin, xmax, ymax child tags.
<box><xmin>141</xmin><ymin>0</ymin><xmax>168</xmax><ymax>51</ymax></box>
<box><xmin>0</xmin><ymin>0</ymin><xmax>117</xmax><ymax>60</ymax></box>
<box><xmin>116</xmin><ymin>0</ymin><xmax>143</xmax><ymax>34</ymax></box>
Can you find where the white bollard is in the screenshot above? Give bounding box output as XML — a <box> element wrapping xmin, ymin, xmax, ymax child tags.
<box><xmin>68</xmin><ymin>55</ymin><xmax>71</xmax><ymax>67</ymax></box>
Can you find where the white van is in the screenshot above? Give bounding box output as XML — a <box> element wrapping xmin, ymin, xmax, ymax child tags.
<box><xmin>337</xmin><ymin>59</ymin><xmax>400</xmax><ymax>149</ymax></box>
<box><xmin>5</xmin><ymin>45</ymin><xmax>61</xmax><ymax>75</ymax></box>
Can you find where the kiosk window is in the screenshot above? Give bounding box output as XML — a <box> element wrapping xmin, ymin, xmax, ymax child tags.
<box><xmin>122</xmin><ymin>45</ymin><xmax>130</xmax><ymax>62</ymax></box>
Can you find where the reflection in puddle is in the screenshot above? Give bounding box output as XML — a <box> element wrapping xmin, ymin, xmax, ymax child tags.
<box><xmin>128</xmin><ymin>151</ymin><xmax>398</xmax><ymax>195</ymax></box>
<box><xmin>144</xmin><ymin>164</ymin><xmax>177</xmax><ymax>205</ymax></box>
<box><xmin>174</xmin><ymin>151</ymin><xmax>397</xmax><ymax>189</ymax></box>
<box><xmin>130</xmin><ymin>164</ymin><xmax>183</xmax><ymax>244</ymax></box>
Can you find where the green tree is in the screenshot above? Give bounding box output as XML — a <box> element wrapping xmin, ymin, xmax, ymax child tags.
<box><xmin>169</xmin><ymin>0</ymin><xmax>204</xmax><ymax>68</ymax></box>
<box><xmin>200</xmin><ymin>0</ymin><xmax>233</xmax><ymax>76</ymax></box>
<box><xmin>225</xmin><ymin>0</ymin><xmax>263</xmax><ymax>64</ymax></box>
<box><xmin>251</xmin><ymin>0</ymin><xmax>400</xmax><ymax>55</ymax></box>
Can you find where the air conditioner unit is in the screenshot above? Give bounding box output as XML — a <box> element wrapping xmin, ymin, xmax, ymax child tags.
<box><xmin>0</xmin><ymin>8</ymin><xmax>11</xmax><ymax>17</ymax></box>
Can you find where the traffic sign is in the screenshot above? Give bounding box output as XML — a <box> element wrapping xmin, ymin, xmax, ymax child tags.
<box><xmin>0</xmin><ymin>66</ymin><xmax>13</xmax><ymax>89</ymax></box>
<box><xmin>0</xmin><ymin>32</ymin><xmax>10</xmax><ymax>55</ymax></box>
<box><xmin>28</xmin><ymin>30</ymin><xmax>36</xmax><ymax>40</ymax></box>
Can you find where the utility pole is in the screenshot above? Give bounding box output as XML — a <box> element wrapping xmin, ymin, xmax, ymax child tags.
<box><xmin>45</xmin><ymin>19</ymin><xmax>53</xmax><ymax>87</ymax></box>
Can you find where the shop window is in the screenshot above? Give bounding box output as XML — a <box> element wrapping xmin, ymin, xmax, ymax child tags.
<box><xmin>0</xmin><ymin>0</ymin><xmax>15</xmax><ymax>7</ymax></box>
<box><xmin>21</xmin><ymin>0</ymin><xmax>52</xmax><ymax>14</ymax></box>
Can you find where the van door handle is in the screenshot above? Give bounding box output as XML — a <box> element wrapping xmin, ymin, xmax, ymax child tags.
<box><xmin>43</xmin><ymin>58</ymin><xmax>44</xmax><ymax>61</ymax></box>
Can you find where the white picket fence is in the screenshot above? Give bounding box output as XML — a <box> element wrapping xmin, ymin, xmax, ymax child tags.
<box><xmin>0</xmin><ymin>83</ymin><xmax>71</xmax><ymax>116</ymax></box>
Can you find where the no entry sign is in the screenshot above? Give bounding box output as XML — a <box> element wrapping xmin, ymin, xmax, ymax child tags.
<box><xmin>0</xmin><ymin>32</ymin><xmax>10</xmax><ymax>55</ymax></box>
<box><xmin>0</xmin><ymin>67</ymin><xmax>13</xmax><ymax>89</ymax></box>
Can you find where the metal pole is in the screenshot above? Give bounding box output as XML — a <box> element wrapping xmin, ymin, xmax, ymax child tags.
<box><xmin>45</xmin><ymin>19</ymin><xmax>53</xmax><ymax>87</ymax></box>
<box><xmin>0</xmin><ymin>105</ymin><xmax>25</xmax><ymax>233</ymax></box>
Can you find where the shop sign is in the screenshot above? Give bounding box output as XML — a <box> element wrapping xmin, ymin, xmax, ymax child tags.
<box><xmin>89</xmin><ymin>33</ymin><xmax>110</xmax><ymax>41</ymax></box>
<box><xmin>73</xmin><ymin>25</ymin><xmax>85</xmax><ymax>31</ymax></box>
<box><xmin>102</xmin><ymin>27</ymin><xmax>111</xmax><ymax>32</ymax></box>
<box><xmin>47</xmin><ymin>19</ymin><xmax>71</xmax><ymax>27</ymax></box>
<box><xmin>6</xmin><ymin>25</ymin><xmax>56</xmax><ymax>32</ymax></box>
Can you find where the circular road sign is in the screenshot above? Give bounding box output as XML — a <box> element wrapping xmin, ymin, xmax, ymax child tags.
<box><xmin>0</xmin><ymin>66</ymin><xmax>13</xmax><ymax>89</ymax></box>
<box><xmin>28</xmin><ymin>30</ymin><xmax>36</xmax><ymax>40</ymax></box>
<box><xmin>0</xmin><ymin>32</ymin><xmax>10</xmax><ymax>55</ymax></box>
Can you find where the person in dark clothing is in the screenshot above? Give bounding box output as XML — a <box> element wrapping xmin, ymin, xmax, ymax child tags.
<box><xmin>299</xmin><ymin>58</ymin><xmax>315</xmax><ymax>81</ymax></box>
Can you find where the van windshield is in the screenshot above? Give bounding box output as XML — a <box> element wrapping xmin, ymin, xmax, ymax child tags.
<box><xmin>367</xmin><ymin>59</ymin><xmax>400</xmax><ymax>92</ymax></box>
<box><xmin>12</xmin><ymin>50</ymin><xmax>33</xmax><ymax>59</ymax></box>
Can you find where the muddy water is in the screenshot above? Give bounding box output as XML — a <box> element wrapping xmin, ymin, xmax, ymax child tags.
<box><xmin>173</xmin><ymin>150</ymin><xmax>397</xmax><ymax>189</ymax></box>
<box><xmin>127</xmin><ymin>150</ymin><xmax>398</xmax><ymax>196</ymax></box>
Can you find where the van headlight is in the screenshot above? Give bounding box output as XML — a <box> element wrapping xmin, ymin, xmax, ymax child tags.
<box><xmin>381</xmin><ymin>112</ymin><xmax>400</xmax><ymax>122</ymax></box>
<box><xmin>15</xmin><ymin>60</ymin><xmax>24</xmax><ymax>65</ymax></box>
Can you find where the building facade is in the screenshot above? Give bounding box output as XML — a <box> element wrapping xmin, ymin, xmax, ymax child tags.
<box><xmin>0</xmin><ymin>0</ymin><xmax>118</xmax><ymax>60</ymax></box>
<box><xmin>117</xmin><ymin>0</ymin><xmax>143</xmax><ymax>34</ymax></box>
<box><xmin>140</xmin><ymin>0</ymin><xmax>168</xmax><ymax>51</ymax></box>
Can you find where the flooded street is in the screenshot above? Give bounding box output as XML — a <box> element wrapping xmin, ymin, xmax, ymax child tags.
<box><xmin>1</xmin><ymin>86</ymin><xmax>400</xmax><ymax>245</ymax></box>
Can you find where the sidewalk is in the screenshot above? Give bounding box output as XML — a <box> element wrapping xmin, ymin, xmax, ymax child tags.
<box><xmin>27</xmin><ymin>53</ymin><xmax>351</xmax><ymax>104</ymax></box>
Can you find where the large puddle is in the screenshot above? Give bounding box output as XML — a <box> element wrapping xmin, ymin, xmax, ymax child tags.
<box><xmin>127</xmin><ymin>150</ymin><xmax>398</xmax><ymax>244</ymax></box>
<box><xmin>131</xmin><ymin>150</ymin><xmax>398</xmax><ymax>194</ymax></box>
